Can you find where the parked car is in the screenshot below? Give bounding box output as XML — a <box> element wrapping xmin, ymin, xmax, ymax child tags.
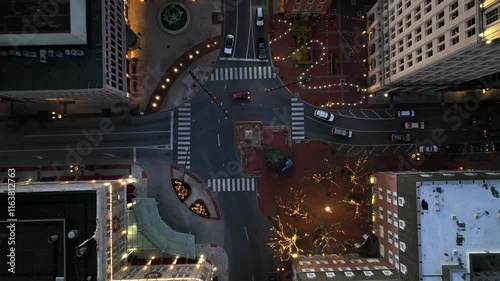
<box><xmin>232</xmin><ymin>91</ymin><xmax>251</xmax><ymax>100</ymax></box>
<box><xmin>256</xmin><ymin>7</ymin><xmax>264</xmax><ymax>26</ymax></box>
<box><xmin>405</xmin><ymin>122</ymin><xmax>425</xmax><ymax>129</ymax></box>
<box><xmin>257</xmin><ymin>38</ymin><xmax>267</xmax><ymax>59</ymax></box>
<box><xmin>419</xmin><ymin>145</ymin><xmax>438</xmax><ymax>153</ymax></box>
<box><xmin>444</xmin><ymin>144</ymin><xmax>465</xmax><ymax>152</ymax></box>
<box><xmin>467</xmin><ymin>144</ymin><xmax>487</xmax><ymax>152</ymax></box>
<box><xmin>314</xmin><ymin>109</ymin><xmax>335</xmax><ymax>122</ymax></box>
<box><xmin>397</xmin><ymin>110</ymin><xmax>415</xmax><ymax>117</ymax></box>
<box><xmin>472</xmin><ymin>117</ymin><xmax>491</xmax><ymax>126</ymax></box>
<box><xmin>483</xmin><ymin>129</ymin><xmax>499</xmax><ymax>138</ymax></box>
<box><xmin>224</xmin><ymin>34</ymin><xmax>234</xmax><ymax>55</ymax></box>
<box><xmin>331</xmin><ymin>127</ymin><xmax>353</xmax><ymax>138</ymax></box>
<box><xmin>391</xmin><ymin>133</ymin><xmax>410</xmax><ymax>142</ymax></box>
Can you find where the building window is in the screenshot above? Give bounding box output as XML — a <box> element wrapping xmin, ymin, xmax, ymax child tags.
<box><xmin>451</xmin><ymin>26</ymin><xmax>459</xmax><ymax>36</ymax></box>
<box><xmin>438</xmin><ymin>35</ymin><xmax>445</xmax><ymax>43</ymax></box>
<box><xmin>293</xmin><ymin>5</ymin><xmax>300</xmax><ymax>10</ymax></box>
<box><xmin>305</xmin><ymin>5</ymin><xmax>312</xmax><ymax>10</ymax></box>
<box><xmin>296</xmin><ymin>0</ymin><xmax>302</xmax><ymax>3</ymax></box>
<box><xmin>386</xmin><ymin>190</ymin><xmax>392</xmax><ymax>202</ymax></box>
<box><xmin>465</xmin><ymin>1</ymin><xmax>474</xmax><ymax>10</ymax></box>
<box><xmin>437</xmin><ymin>20</ymin><xmax>444</xmax><ymax>28</ymax></box>
<box><xmin>379</xmin><ymin>206</ymin><xmax>384</xmax><ymax>219</ymax></box>
<box><xmin>320</xmin><ymin>0</ymin><xmax>326</xmax><ymax>3</ymax></box>
<box><xmin>427</xmin><ymin>50</ymin><xmax>433</xmax><ymax>58</ymax></box>
<box><xmin>438</xmin><ymin>44</ymin><xmax>445</xmax><ymax>52</ymax></box>
<box><xmin>450</xmin><ymin>10</ymin><xmax>458</xmax><ymax>20</ymax></box>
<box><xmin>416</xmin><ymin>34</ymin><xmax>422</xmax><ymax>42</ymax></box>
<box><xmin>308</xmin><ymin>0</ymin><xmax>314</xmax><ymax>3</ymax></box>
<box><xmin>450</xmin><ymin>1</ymin><xmax>458</xmax><ymax>11</ymax></box>
<box><xmin>450</xmin><ymin>37</ymin><xmax>459</xmax><ymax>46</ymax></box>
<box><xmin>485</xmin><ymin>8</ymin><xmax>499</xmax><ymax>25</ymax></box>
<box><xmin>387</xmin><ymin>210</ymin><xmax>393</xmax><ymax>224</ymax></box>
<box><xmin>379</xmin><ymin>225</ymin><xmax>385</xmax><ymax>238</ymax></box>
<box><xmin>317</xmin><ymin>5</ymin><xmax>323</xmax><ymax>10</ymax></box>
<box><xmin>467</xmin><ymin>28</ymin><xmax>476</xmax><ymax>37</ymax></box>
<box><xmin>437</xmin><ymin>10</ymin><xmax>444</xmax><ymax>19</ymax></box>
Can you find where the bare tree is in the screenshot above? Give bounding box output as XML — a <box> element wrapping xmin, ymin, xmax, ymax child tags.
<box><xmin>276</xmin><ymin>187</ymin><xmax>311</xmax><ymax>222</ymax></box>
<box><xmin>267</xmin><ymin>216</ymin><xmax>309</xmax><ymax>261</ymax></box>
<box><xmin>313</xmin><ymin>223</ymin><xmax>345</xmax><ymax>252</ymax></box>
<box><xmin>342</xmin><ymin>153</ymin><xmax>370</xmax><ymax>189</ymax></box>
<box><xmin>309</xmin><ymin>158</ymin><xmax>340</xmax><ymax>187</ymax></box>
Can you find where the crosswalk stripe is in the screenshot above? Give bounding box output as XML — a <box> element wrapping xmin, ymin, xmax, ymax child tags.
<box><xmin>292</xmin><ymin>127</ymin><xmax>305</xmax><ymax>130</ymax></box>
<box><xmin>291</xmin><ymin>98</ymin><xmax>298</xmax><ymax>101</ymax></box>
<box><xmin>251</xmin><ymin>178</ymin><xmax>255</xmax><ymax>190</ymax></box>
<box><xmin>239</xmin><ymin>68</ymin><xmax>243</xmax><ymax>79</ymax></box>
<box><xmin>237</xmin><ymin>179</ymin><xmax>241</xmax><ymax>190</ymax></box>
<box><xmin>178</xmin><ymin>156</ymin><xmax>189</xmax><ymax>159</ymax></box>
<box><xmin>291</xmin><ymin>102</ymin><xmax>303</xmax><ymax>106</ymax></box>
<box><xmin>179</xmin><ymin>107</ymin><xmax>190</xmax><ymax>111</ymax></box>
<box><xmin>230</xmin><ymin>68</ymin><xmax>234</xmax><ymax>80</ymax></box>
<box><xmin>178</xmin><ymin>137</ymin><xmax>190</xmax><ymax>140</ymax></box>
<box><xmin>208</xmin><ymin>178</ymin><xmax>257</xmax><ymax>192</ymax></box>
<box><xmin>178</xmin><ymin>117</ymin><xmax>190</xmax><ymax>121</ymax></box>
<box><xmin>184</xmin><ymin>103</ymin><xmax>191</xmax><ymax>106</ymax></box>
<box><xmin>222</xmin><ymin>179</ymin><xmax>226</xmax><ymax>191</ymax></box>
<box><xmin>273</xmin><ymin>73</ymin><xmax>277</xmax><ymax>78</ymax></box>
<box><xmin>178</xmin><ymin>122</ymin><xmax>191</xmax><ymax>126</ymax></box>
<box><xmin>249</xmin><ymin>67</ymin><xmax>253</xmax><ymax>79</ymax></box>
<box><xmin>179</xmin><ymin>112</ymin><xmax>191</xmax><ymax>116</ymax></box>
<box><xmin>292</xmin><ymin>116</ymin><xmax>304</xmax><ymax>119</ymax></box>
<box><xmin>292</xmin><ymin>131</ymin><xmax>305</xmax><ymax>135</ymax></box>
<box><xmin>293</xmin><ymin>136</ymin><xmax>305</xmax><ymax>140</ymax></box>
<box><xmin>178</xmin><ymin>132</ymin><xmax>190</xmax><ymax>136</ymax></box>
<box><xmin>177</xmin><ymin>161</ymin><xmax>191</xmax><ymax>164</ymax></box>
<box><xmin>178</xmin><ymin>127</ymin><xmax>190</xmax><ymax>130</ymax></box>
<box><xmin>292</xmin><ymin>122</ymin><xmax>304</xmax><ymax>125</ymax></box>
<box><xmin>292</xmin><ymin>112</ymin><xmax>304</xmax><ymax>115</ymax></box>
<box><xmin>244</xmin><ymin>67</ymin><xmax>248</xmax><ymax>79</ymax></box>
<box><xmin>263</xmin><ymin>67</ymin><xmax>267</xmax><ymax>79</ymax></box>
<box><xmin>254</xmin><ymin>67</ymin><xmax>258</xmax><ymax>79</ymax></box>
<box><xmin>268</xmin><ymin>66</ymin><xmax>272</xmax><ymax>78</ymax></box>
<box><xmin>178</xmin><ymin>141</ymin><xmax>190</xmax><ymax>145</ymax></box>
<box><xmin>291</xmin><ymin>107</ymin><xmax>304</xmax><ymax>111</ymax></box>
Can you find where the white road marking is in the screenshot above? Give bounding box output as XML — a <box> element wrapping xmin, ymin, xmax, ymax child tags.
<box><xmin>244</xmin><ymin>227</ymin><xmax>249</xmax><ymax>240</ymax></box>
<box><xmin>218</xmin><ymin>134</ymin><xmax>221</xmax><ymax>146</ymax></box>
<box><xmin>361</xmin><ymin>111</ymin><xmax>369</xmax><ymax>118</ymax></box>
<box><xmin>372</xmin><ymin>110</ymin><xmax>382</xmax><ymax>119</ymax></box>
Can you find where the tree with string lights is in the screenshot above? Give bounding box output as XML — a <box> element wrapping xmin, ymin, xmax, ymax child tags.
<box><xmin>276</xmin><ymin>187</ymin><xmax>311</xmax><ymax>222</ymax></box>
<box><xmin>313</xmin><ymin>223</ymin><xmax>346</xmax><ymax>253</ymax></box>
<box><xmin>267</xmin><ymin>216</ymin><xmax>309</xmax><ymax>261</ymax></box>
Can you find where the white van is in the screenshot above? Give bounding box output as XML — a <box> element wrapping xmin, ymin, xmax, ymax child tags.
<box><xmin>256</xmin><ymin>7</ymin><xmax>264</xmax><ymax>26</ymax></box>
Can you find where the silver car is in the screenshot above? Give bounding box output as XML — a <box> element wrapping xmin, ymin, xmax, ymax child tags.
<box><xmin>224</xmin><ymin>34</ymin><xmax>234</xmax><ymax>55</ymax></box>
<box><xmin>314</xmin><ymin>109</ymin><xmax>335</xmax><ymax>122</ymax></box>
<box><xmin>331</xmin><ymin>127</ymin><xmax>353</xmax><ymax>138</ymax></box>
<box><xmin>419</xmin><ymin>145</ymin><xmax>438</xmax><ymax>153</ymax></box>
<box><xmin>398</xmin><ymin>110</ymin><xmax>415</xmax><ymax>117</ymax></box>
<box><xmin>405</xmin><ymin>122</ymin><xmax>425</xmax><ymax>129</ymax></box>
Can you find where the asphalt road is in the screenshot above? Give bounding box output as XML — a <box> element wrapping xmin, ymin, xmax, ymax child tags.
<box><xmin>223</xmin><ymin>0</ymin><xmax>267</xmax><ymax>60</ymax></box>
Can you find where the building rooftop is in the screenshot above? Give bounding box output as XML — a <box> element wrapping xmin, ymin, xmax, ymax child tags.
<box><xmin>0</xmin><ymin>0</ymin><xmax>86</xmax><ymax>45</ymax></box>
<box><xmin>418</xmin><ymin>179</ymin><xmax>500</xmax><ymax>280</ymax></box>
<box><xmin>0</xmin><ymin>190</ymin><xmax>98</xmax><ymax>281</ymax></box>
<box><xmin>0</xmin><ymin>0</ymin><xmax>103</xmax><ymax>92</ymax></box>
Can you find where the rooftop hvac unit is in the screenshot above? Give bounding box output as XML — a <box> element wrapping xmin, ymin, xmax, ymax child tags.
<box><xmin>306</xmin><ymin>273</ymin><xmax>316</xmax><ymax>279</ymax></box>
<box><xmin>435</xmin><ymin>206</ymin><xmax>440</xmax><ymax>212</ymax></box>
<box><xmin>474</xmin><ymin>213</ymin><xmax>480</xmax><ymax>219</ymax></box>
<box><xmin>451</xmin><ymin>215</ymin><xmax>457</xmax><ymax>220</ymax></box>
<box><xmin>497</xmin><ymin>213</ymin><xmax>500</xmax><ymax>219</ymax></box>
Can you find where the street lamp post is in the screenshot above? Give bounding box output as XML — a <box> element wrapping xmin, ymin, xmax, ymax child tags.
<box><xmin>188</xmin><ymin>70</ymin><xmax>229</xmax><ymax>119</ymax></box>
<box><xmin>265</xmin><ymin>75</ymin><xmax>311</xmax><ymax>93</ymax></box>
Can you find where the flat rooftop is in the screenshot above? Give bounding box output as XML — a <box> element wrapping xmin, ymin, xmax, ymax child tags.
<box><xmin>0</xmin><ymin>190</ymin><xmax>98</xmax><ymax>281</ymax></box>
<box><xmin>0</xmin><ymin>0</ymin><xmax>103</xmax><ymax>92</ymax></box>
<box><xmin>0</xmin><ymin>0</ymin><xmax>86</xmax><ymax>46</ymax></box>
<box><xmin>418</xmin><ymin>179</ymin><xmax>500</xmax><ymax>280</ymax></box>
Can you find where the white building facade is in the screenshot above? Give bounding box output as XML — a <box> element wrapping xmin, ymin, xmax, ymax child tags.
<box><xmin>366</xmin><ymin>0</ymin><xmax>500</xmax><ymax>93</ymax></box>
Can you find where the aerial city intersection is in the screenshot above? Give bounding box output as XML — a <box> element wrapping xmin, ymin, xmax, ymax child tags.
<box><xmin>1</xmin><ymin>0</ymin><xmax>500</xmax><ymax>281</ymax></box>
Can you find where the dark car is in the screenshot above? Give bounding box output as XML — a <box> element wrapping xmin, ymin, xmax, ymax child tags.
<box><xmin>472</xmin><ymin>117</ymin><xmax>492</xmax><ymax>126</ymax></box>
<box><xmin>467</xmin><ymin>144</ymin><xmax>487</xmax><ymax>152</ymax></box>
<box><xmin>257</xmin><ymin>38</ymin><xmax>267</xmax><ymax>59</ymax></box>
<box><xmin>232</xmin><ymin>91</ymin><xmax>251</xmax><ymax>100</ymax></box>
<box><xmin>331</xmin><ymin>127</ymin><xmax>353</xmax><ymax>138</ymax></box>
<box><xmin>444</xmin><ymin>144</ymin><xmax>465</xmax><ymax>152</ymax></box>
<box><xmin>391</xmin><ymin>133</ymin><xmax>410</xmax><ymax>142</ymax></box>
<box><xmin>483</xmin><ymin>129</ymin><xmax>499</xmax><ymax>138</ymax></box>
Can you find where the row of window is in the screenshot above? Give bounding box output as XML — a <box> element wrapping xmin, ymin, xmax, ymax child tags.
<box><xmin>486</xmin><ymin>6</ymin><xmax>500</xmax><ymax>25</ymax></box>
<box><xmin>292</xmin><ymin>4</ymin><xmax>324</xmax><ymax>11</ymax></box>
<box><xmin>295</xmin><ymin>0</ymin><xmax>326</xmax><ymax>3</ymax></box>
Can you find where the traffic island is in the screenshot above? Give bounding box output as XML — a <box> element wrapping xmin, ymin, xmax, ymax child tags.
<box><xmin>170</xmin><ymin>165</ymin><xmax>221</xmax><ymax>220</ymax></box>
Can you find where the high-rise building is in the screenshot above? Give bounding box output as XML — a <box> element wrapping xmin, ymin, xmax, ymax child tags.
<box><xmin>0</xmin><ymin>0</ymin><xmax>127</xmax><ymax>101</ymax></box>
<box><xmin>0</xmin><ymin>172</ymin><xmax>214</xmax><ymax>281</ymax></box>
<box><xmin>283</xmin><ymin>0</ymin><xmax>333</xmax><ymax>19</ymax></box>
<box><xmin>291</xmin><ymin>170</ymin><xmax>500</xmax><ymax>280</ymax></box>
<box><xmin>366</xmin><ymin>0</ymin><xmax>500</xmax><ymax>93</ymax></box>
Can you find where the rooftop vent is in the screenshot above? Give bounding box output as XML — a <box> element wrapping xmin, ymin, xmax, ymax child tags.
<box><xmin>325</xmin><ymin>272</ymin><xmax>335</xmax><ymax>278</ymax></box>
<box><xmin>398</xmin><ymin>197</ymin><xmax>405</xmax><ymax>207</ymax></box>
<box><xmin>345</xmin><ymin>272</ymin><xmax>355</xmax><ymax>277</ymax></box>
<box><xmin>400</xmin><ymin>241</ymin><xmax>406</xmax><ymax>252</ymax></box>
<box><xmin>364</xmin><ymin>271</ymin><xmax>374</xmax><ymax>276</ymax></box>
<box><xmin>400</xmin><ymin>264</ymin><xmax>407</xmax><ymax>275</ymax></box>
<box><xmin>474</xmin><ymin>213</ymin><xmax>480</xmax><ymax>219</ymax></box>
<box><xmin>382</xmin><ymin>270</ymin><xmax>393</xmax><ymax>276</ymax></box>
<box><xmin>451</xmin><ymin>215</ymin><xmax>457</xmax><ymax>220</ymax></box>
<box><xmin>399</xmin><ymin>220</ymin><xmax>406</xmax><ymax>230</ymax></box>
<box><xmin>306</xmin><ymin>273</ymin><xmax>316</xmax><ymax>279</ymax></box>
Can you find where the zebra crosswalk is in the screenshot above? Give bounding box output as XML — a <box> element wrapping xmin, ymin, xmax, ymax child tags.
<box><xmin>210</xmin><ymin>66</ymin><xmax>277</xmax><ymax>81</ymax></box>
<box><xmin>291</xmin><ymin>98</ymin><xmax>305</xmax><ymax>140</ymax></box>
<box><xmin>208</xmin><ymin>178</ymin><xmax>256</xmax><ymax>192</ymax></box>
<box><xmin>176</xmin><ymin>103</ymin><xmax>191</xmax><ymax>169</ymax></box>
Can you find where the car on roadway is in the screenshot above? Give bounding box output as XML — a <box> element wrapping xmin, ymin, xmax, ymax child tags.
<box><xmin>314</xmin><ymin>109</ymin><xmax>335</xmax><ymax>122</ymax></box>
<box><xmin>232</xmin><ymin>91</ymin><xmax>251</xmax><ymax>100</ymax></box>
<box><xmin>224</xmin><ymin>34</ymin><xmax>234</xmax><ymax>55</ymax></box>
<box><xmin>418</xmin><ymin>145</ymin><xmax>438</xmax><ymax>153</ymax></box>
<box><xmin>444</xmin><ymin>144</ymin><xmax>465</xmax><ymax>153</ymax></box>
<box><xmin>483</xmin><ymin>129</ymin><xmax>499</xmax><ymax>138</ymax></box>
<box><xmin>257</xmin><ymin>38</ymin><xmax>267</xmax><ymax>59</ymax></box>
<box><xmin>467</xmin><ymin>144</ymin><xmax>487</xmax><ymax>152</ymax></box>
<box><xmin>331</xmin><ymin>127</ymin><xmax>353</xmax><ymax>138</ymax></box>
<box><xmin>397</xmin><ymin>110</ymin><xmax>415</xmax><ymax>117</ymax></box>
<box><xmin>404</xmin><ymin>121</ymin><xmax>425</xmax><ymax>129</ymax></box>
<box><xmin>472</xmin><ymin>117</ymin><xmax>491</xmax><ymax>126</ymax></box>
<box><xmin>391</xmin><ymin>133</ymin><xmax>410</xmax><ymax>142</ymax></box>
<box><xmin>256</xmin><ymin>7</ymin><xmax>264</xmax><ymax>26</ymax></box>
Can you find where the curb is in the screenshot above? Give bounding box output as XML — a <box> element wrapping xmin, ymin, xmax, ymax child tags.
<box><xmin>170</xmin><ymin>165</ymin><xmax>222</xmax><ymax>220</ymax></box>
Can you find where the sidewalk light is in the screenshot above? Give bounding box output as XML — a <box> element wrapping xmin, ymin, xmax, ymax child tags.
<box><xmin>174</xmin><ymin>68</ymin><xmax>178</xmax><ymax>73</ymax></box>
<box><xmin>152</xmin><ymin>103</ymin><xmax>157</xmax><ymax>108</ymax></box>
<box><xmin>155</xmin><ymin>96</ymin><xmax>160</xmax><ymax>100</ymax></box>
<box><xmin>166</xmin><ymin>78</ymin><xmax>170</xmax><ymax>83</ymax></box>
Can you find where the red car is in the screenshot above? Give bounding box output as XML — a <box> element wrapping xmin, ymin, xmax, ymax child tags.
<box><xmin>232</xmin><ymin>92</ymin><xmax>251</xmax><ymax>100</ymax></box>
